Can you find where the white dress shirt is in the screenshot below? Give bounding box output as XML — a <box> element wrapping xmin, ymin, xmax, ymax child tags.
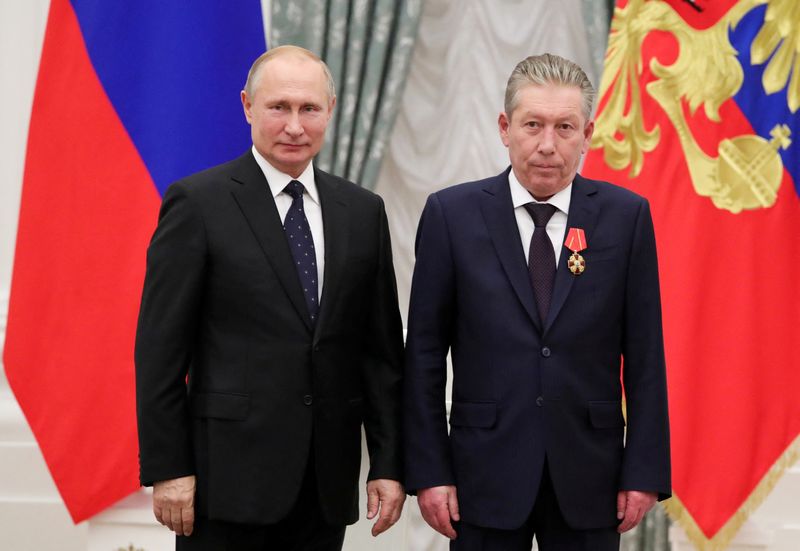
<box><xmin>509</xmin><ymin>169</ymin><xmax>572</xmax><ymax>267</ymax></box>
<box><xmin>252</xmin><ymin>146</ymin><xmax>325</xmax><ymax>299</ymax></box>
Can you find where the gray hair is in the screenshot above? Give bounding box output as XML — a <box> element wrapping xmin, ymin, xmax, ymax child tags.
<box><xmin>504</xmin><ymin>53</ymin><xmax>595</xmax><ymax>120</ymax></box>
<box><xmin>244</xmin><ymin>45</ymin><xmax>336</xmax><ymax>101</ymax></box>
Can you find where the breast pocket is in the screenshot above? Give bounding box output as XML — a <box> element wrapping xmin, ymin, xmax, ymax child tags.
<box><xmin>586</xmin><ymin>246</ymin><xmax>623</xmax><ymax>263</ymax></box>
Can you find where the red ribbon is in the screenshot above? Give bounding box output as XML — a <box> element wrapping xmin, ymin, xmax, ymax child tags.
<box><xmin>564</xmin><ymin>228</ymin><xmax>587</xmax><ymax>253</ymax></box>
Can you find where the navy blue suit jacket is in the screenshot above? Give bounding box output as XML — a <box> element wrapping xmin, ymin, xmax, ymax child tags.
<box><xmin>403</xmin><ymin>169</ymin><xmax>670</xmax><ymax>531</ymax></box>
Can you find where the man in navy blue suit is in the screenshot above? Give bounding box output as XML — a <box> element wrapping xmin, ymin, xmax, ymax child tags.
<box><xmin>403</xmin><ymin>53</ymin><xmax>671</xmax><ymax>550</ymax></box>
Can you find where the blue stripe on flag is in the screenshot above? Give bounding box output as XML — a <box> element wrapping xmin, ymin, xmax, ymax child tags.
<box><xmin>730</xmin><ymin>5</ymin><xmax>800</xmax><ymax>196</ymax></box>
<box><xmin>70</xmin><ymin>1</ymin><xmax>266</xmax><ymax>195</ymax></box>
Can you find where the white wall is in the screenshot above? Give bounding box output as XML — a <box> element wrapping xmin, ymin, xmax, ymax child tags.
<box><xmin>0</xmin><ymin>0</ymin><xmax>46</xmax><ymax>300</ymax></box>
<box><xmin>0</xmin><ymin>0</ymin><xmax>90</xmax><ymax>549</ymax></box>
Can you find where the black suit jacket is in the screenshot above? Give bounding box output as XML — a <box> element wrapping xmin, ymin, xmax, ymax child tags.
<box><xmin>404</xmin><ymin>170</ymin><xmax>670</xmax><ymax>530</ymax></box>
<box><xmin>135</xmin><ymin>151</ymin><xmax>404</xmax><ymax>526</ymax></box>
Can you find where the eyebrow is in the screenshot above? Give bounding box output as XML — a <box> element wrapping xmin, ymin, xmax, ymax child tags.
<box><xmin>518</xmin><ymin>111</ymin><xmax>580</xmax><ymax>122</ymax></box>
<box><xmin>264</xmin><ymin>97</ymin><xmax>324</xmax><ymax>108</ymax></box>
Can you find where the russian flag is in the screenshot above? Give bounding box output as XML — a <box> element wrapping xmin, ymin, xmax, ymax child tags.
<box><xmin>3</xmin><ymin>0</ymin><xmax>266</xmax><ymax>522</ymax></box>
<box><xmin>584</xmin><ymin>0</ymin><xmax>800</xmax><ymax>546</ymax></box>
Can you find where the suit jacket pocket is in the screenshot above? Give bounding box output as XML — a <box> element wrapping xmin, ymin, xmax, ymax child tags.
<box><xmin>588</xmin><ymin>400</ymin><xmax>625</xmax><ymax>429</ymax></box>
<box><xmin>190</xmin><ymin>392</ymin><xmax>250</xmax><ymax>420</ymax></box>
<box><xmin>449</xmin><ymin>401</ymin><xmax>497</xmax><ymax>428</ymax></box>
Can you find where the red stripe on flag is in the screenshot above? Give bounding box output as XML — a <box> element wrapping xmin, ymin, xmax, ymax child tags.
<box><xmin>3</xmin><ymin>0</ymin><xmax>160</xmax><ymax>522</ymax></box>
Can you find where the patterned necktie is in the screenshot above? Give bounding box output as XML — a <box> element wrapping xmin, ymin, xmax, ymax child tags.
<box><xmin>283</xmin><ymin>180</ymin><xmax>319</xmax><ymax>324</ymax></box>
<box><xmin>524</xmin><ymin>203</ymin><xmax>558</xmax><ymax>325</ymax></box>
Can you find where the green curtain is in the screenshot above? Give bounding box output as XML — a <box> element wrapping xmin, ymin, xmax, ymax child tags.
<box><xmin>270</xmin><ymin>0</ymin><xmax>423</xmax><ymax>190</ymax></box>
<box><xmin>580</xmin><ymin>0</ymin><xmax>614</xmax><ymax>86</ymax></box>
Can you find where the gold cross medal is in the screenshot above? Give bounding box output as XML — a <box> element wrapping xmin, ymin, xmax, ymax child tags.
<box><xmin>564</xmin><ymin>228</ymin><xmax>587</xmax><ymax>276</ymax></box>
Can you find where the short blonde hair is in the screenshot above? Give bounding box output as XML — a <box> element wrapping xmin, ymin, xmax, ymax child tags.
<box><xmin>504</xmin><ymin>53</ymin><xmax>595</xmax><ymax>120</ymax></box>
<box><xmin>244</xmin><ymin>45</ymin><xmax>336</xmax><ymax>101</ymax></box>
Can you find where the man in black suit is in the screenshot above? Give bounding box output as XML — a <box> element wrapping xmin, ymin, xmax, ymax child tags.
<box><xmin>135</xmin><ymin>45</ymin><xmax>405</xmax><ymax>550</ymax></box>
<box><xmin>403</xmin><ymin>53</ymin><xmax>670</xmax><ymax>550</ymax></box>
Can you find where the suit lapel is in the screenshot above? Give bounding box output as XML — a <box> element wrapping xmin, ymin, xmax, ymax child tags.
<box><xmin>314</xmin><ymin>169</ymin><xmax>349</xmax><ymax>338</ymax></box>
<box><xmin>544</xmin><ymin>174</ymin><xmax>599</xmax><ymax>334</ymax></box>
<box><xmin>229</xmin><ymin>152</ymin><xmax>313</xmax><ymax>331</ymax></box>
<box><xmin>480</xmin><ymin>170</ymin><xmax>542</xmax><ymax>331</ymax></box>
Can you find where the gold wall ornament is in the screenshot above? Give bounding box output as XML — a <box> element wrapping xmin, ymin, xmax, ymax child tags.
<box><xmin>646</xmin><ymin>77</ymin><xmax>719</xmax><ymax>199</ymax></box>
<box><xmin>751</xmin><ymin>0</ymin><xmax>800</xmax><ymax>112</ymax></box>
<box><xmin>592</xmin><ymin>0</ymin><xmax>792</xmax><ymax>213</ymax></box>
<box><xmin>715</xmin><ymin>124</ymin><xmax>791</xmax><ymax>212</ymax></box>
<box><xmin>648</xmin><ymin>73</ymin><xmax>790</xmax><ymax>213</ymax></box>
<box><xmin>592</xmin><ymin>0</ymin><xmax>662</xmax><ymax>178</ymax></box>
<box><xmin>648</xmin><ymin>15</ymin><xmax>744</xmax><ymax>123</ymax></box>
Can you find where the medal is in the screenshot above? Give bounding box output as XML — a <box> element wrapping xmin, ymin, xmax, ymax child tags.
<box><xmin>564</xmin><ymin>228</ymin><xmax>588</xmax><ymax>276</ymax></box>
<box><xmin>567</xmin><ymin>251</ymin><xmax>585</xmax><ymax>275</ymax></box>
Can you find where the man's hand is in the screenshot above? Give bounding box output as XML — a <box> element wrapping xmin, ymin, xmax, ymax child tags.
<box><xmin>366</xmin><ymin>479</ymin><xmax>406</xmax><ymax>536</ymax></box>
<box><xmin>616</xmin><ymin>490</ymin><xmax>657</xmax><ymax>533</ymax></box>
<box><xmin>153</xmin><ymin>475</ymin><xmax>196</xmax><ymax>536</ymax></box>
<box><xmin>417</xmin><ymin>485</ymin><xmax>460</xmax><ymax>539</ymax></box>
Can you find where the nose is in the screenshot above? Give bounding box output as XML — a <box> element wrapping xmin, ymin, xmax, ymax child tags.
<box><xmin>538</xmin><ymin>127</ymin><xmax>555</xmax><ymax>155</ymax></box>
<box><xmin>284</xmin><ymin>111</ymin><xmax>304</xmax><ymax>137</ymax></box>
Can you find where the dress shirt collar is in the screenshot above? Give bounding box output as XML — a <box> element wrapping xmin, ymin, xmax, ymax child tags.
<box><xmin>508</xmin><ymin>167</ymin><xmax>572</xmax><ymax>215</ymax></box>
<box><xmin>251</xmin><ymin>145</ymin><xmax>320</xmax><ymax>207</ymax></box>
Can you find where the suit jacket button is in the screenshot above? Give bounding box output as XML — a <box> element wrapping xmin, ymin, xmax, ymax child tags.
<box><xmin>541</xmin><ymin>347</ymin><xmax>551</xmax><ymax>357</ymax></box>
<box><xmin>536</xmin><ymin>396</ymin><xmax>544</xmax><ymax>407</ymax></box>
<box><xmin>303</xmin><ymin>395</ymin><xmax>313</xmax><ymax>406</ymax></box>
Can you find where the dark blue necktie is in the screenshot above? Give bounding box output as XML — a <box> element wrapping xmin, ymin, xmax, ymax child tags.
<box><xmin>283</xmin><ymin>180</ymin><xmax>319</xmax><ymax>324</ymax></box>
<box><xmin>524</xmin><ymin>203</ymin><xmax>558</xmax><ymax>325</ymax></box>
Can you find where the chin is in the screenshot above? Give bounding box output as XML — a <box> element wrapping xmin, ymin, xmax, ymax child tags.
<box><xmin>529</xmin><ymin>182</ymin><xmax>567</xmax><ymax>199</ymax></box>
<box><xmin>277</xmin><ymin>154</ymin><xmax>311</xmax><ymax>166</ymax></box>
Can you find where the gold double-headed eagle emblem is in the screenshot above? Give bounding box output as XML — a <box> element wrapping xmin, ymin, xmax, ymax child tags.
<box><xmin>592</xmin><ymin>0</ymin><xmax>798</xmax><ymax>213</ymax></box>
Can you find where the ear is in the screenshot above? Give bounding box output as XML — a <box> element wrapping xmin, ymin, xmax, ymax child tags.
<box><xmin>241</xmin><ymin>90</ymin><xmax>253</xmax><ymax>124</ymax></box>
<box><xmin>326</xmin><ymin>95</ymin><xmax>337</xmax><ymax>122</ymax></box>
<box><xmin>581</xmin><ymin>120</ymin><xmax>595</xmax><ymax>154</ymax></box>
<box><xmin>498</xmin><ymin>112</ymin><xmax>511</xmax><ymax>147</ymax></box>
